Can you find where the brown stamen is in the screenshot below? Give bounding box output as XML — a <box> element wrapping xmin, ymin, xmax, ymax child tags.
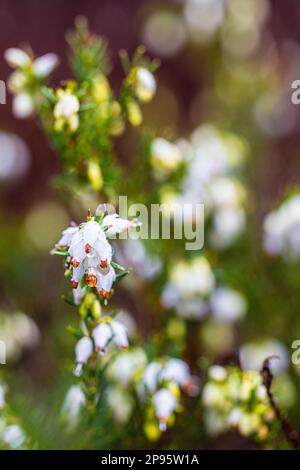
<box><xmin>86</xmin><ymin>274</ymin><xmax>97</xmax><ymax>287</ymax></box>
<box><xmin>71</xmin><ymin>259</ymin><xmax>80</xmax><ymax>268</ymax></box>
<box><xmin>71</xmin><ymin>280</ymin><xmax>78</xmax><ymax>289</ymax></box>
<box><xmin>85</xmin><ymin>243</ymin><xmax>91</xmax><ymax>253</ymax></box>
<box><xmin>100</xmin><ymin>289</ymin><xmax>109</xmax><ymax>300</ymax></box>
<box><xmin>100</xmin><ymin>259</ymin><xmax>108</xmax><ymax>269</ymax></box>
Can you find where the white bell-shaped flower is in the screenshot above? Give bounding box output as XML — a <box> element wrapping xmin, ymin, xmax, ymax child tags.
<box><xmin>92</xmin><ymin>323</ymin><xmax>112</xmax><ymax>353</ymax></box>
<box><xmin>56</xmin><ymin>224</ymin><xmax>78</xmax><ymax>248</ymax></box>
<box><xmin>110</xmin><ymin>320</ymin><xmax>128</xmax><ymax>349</ymax></box>
<box><xmin>143</xmin><ymin>361</ymin><xmax>162</xmax><ymax>392</ymax></box>
<box><xmin>62</xmin><ymin>385</ymin><xmax>86</xmax><ymax>428</ymax></box>
<box><xmin>152</xmin><ymin>388</ymin><xmax>177</xmax><ymax>431</ymax></box>
<box><xmin>96</xmin><ymin>267</ymin><xmax>116</xmax><ymax>301</ymax></box>
<box><xmin>74</xmin><ymin>336</ymin><xmax>93</xmax><ymax>376</ymax></box>
<box><xmin>101</xmin><ymin>214</ymin><xmax>137</xmax><ymax>237</ymax></box>
<box><xmin>210</xmin><ymin>287</ymin><xmax>247</xmax><ymax>323</ymax></box>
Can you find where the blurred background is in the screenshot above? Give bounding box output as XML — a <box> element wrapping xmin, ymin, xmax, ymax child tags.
<box><xmin>1</xmin><ymin>0</ymin><xmax>300</xmax><ymax>449</ymax></box>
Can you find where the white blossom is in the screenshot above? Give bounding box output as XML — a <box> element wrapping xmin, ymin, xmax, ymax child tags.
<box><xmin>2</xmin><ymin>425</ymin><xmax>25</xmax><ymax>449</ymax></box>
<box><xmin>54</xmin><ymin>90</ymin><xmax>80</xmax><ymax>132</ymax></box>
<box><xmin>54</xmin><ymin>212</ymin><xmax>136</xmax><ymax>303</ymax></box>
<box><xmin>263</xmin><ymin>194</ymin><xmax>300</xmax><ymax>260</ymax></box>
<box><xmin>134</xmin><ymin>67</ymin><xmax>156</xmax><ymax>102</ymax></box>
<box><xmin>5</xmin><ymin>48</ymin><xmax>58</xmax><ymax>118</ymax></box>
<box><xmin>74</xmin><ymin>336</ymin><xmax>93</xmax><ymax>376</ymax></box>
<box><xmin>162</xmin><ymin>257</ymin><xmax>215</xmax><ymax>318</ymax></box>
<box><xmin>62</xmin><ymin>385</ymin><xmax>86</xmax><ymax>428</ymax></box>
<box><xmin>208</xmin><ymin>365</ymin><xmax>227</xmax><ymax>382</ymax></box>
<box><xmin>152</xmin><ymin>388</ymin><xmax>177</xmax><ymax>431</ymax></box>
<box><xmin>12</xmin><ymin>92</ymin><xmax>34</xmax><ymax>119</ymax></box>
<box><xmin>210</xmin><ymin>287</ymin><xmax>247</xmax><ymax>322</ymax></box>
<box><xmin>32</xmin><ymin>53</ymin><xmax>58</xmax><ymax>78</ymax></box>
<box><xmin>143</xmin><ymin>358</ymin><xmax>199</xmax><ymax>396</ymax></box>
<box><xmin>92</xmin><ymin>320</ymin><xmax>128</xmax><ymax>354</ymax></box>
<box><xmin>4</xmin><ymin>48</ymin><xmax>31</xmax><ymax>68</ymax></box>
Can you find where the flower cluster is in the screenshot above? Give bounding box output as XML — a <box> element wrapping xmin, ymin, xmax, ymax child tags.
<box><xmin>157</xmin><ymin>125</ymin><xmax>247</xmax><ymax>249</ymax></box>
<box><xmin>104</xmin><ymin>351</ymin><xmax>198</xmax><ymax>439</ymax></box>
<box><xmin>202</xmin><ymin>365</ymin><xmax>275</xmax><ymax>441</ymax></box>
<box><xmin>5</xmin><ymin>47</ymin><xmax>58</xmax><ymax>118</ymax></box>
<box><xmin>53</xmin><ymin>210</ymin><xmax>138</xmax><ymax>305</ymax></box>
<box><xmin>53</xmin><ymin>87</ymin><xmax>80</xmax><ymax>133</ymax></box>
<box><xmin>162</xmin><ymin>256</ymin><xmax>247</xmax><ymax>322</ymax></box>
<box><xmin>142</xmin><ymin>358</ymin><xmax>199</xmax><ymax>434</ymax></box>
<box><xmin>263</xmin><ymin>194</ymin><xmax>300</xmax><ymax>260</ymax></box>
<box><xmin>74</xmin><ymin>318</ymin><xmax>128</xmax><ymax>376</ymax></box>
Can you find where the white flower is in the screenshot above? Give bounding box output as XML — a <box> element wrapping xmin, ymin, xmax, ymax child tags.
<box><xmin>62</xmin><ymin>385</ymin><xmax>86</xmax><ymax>428</ymax></box>
<box><xmin>143</xmin><ymin>361</ymin><xmax>162</xmax><ymax>392</ymax></box>
<box><xmin>202</xmin><ymin>383</ymin><xmax>225</xmax><ymax>407</ymax></box>
<box><xmin>143</xmin><ymin>358</ymin><xmax>199</xmax><ymax>396</ymax></box>
<box><xmin>102</xmin><ymin>213</ymin><xmax>137</xmax><ymax>237</ymax></box>
<box><xmin>150</xmin><ymin>138</ymin><xmax>182</xmax><ymax>174</ymax></box>
<box><xmin>72</xmin><ymin>284</ymin><xmax>87</xmax><ymax>306</ymax></box>
<box><xmin>239</xmin><ymin>340</ymin><xmax>288</xmax><ymax>376</ymax></box>
<box><xmin>152</xmin><ymin>388</ymin><xmax>177</xmax><ymax>431</ymax></box>
<box><xmin>160</xmin><ymin>358</ymin><xmax>199</xmax><ymax>396</ymax></box>
<box><xmin>92</xmin><ymin>320</ymin><xmax>128</xmax><ymax>354</ymax></box>
<box><xmin>32</xmin><ymin>53</ymin><xmax>58</xmax><ymax>78</ymax></box>
<box><xmin>54</xmin><ymin>211</ymin><xmax>137</xmax><ymax>311</ymax></box>
<box><xmin>162</xmin><ymin>257</ymin><xmax>215</xmax><ymax>317</ymax></box>
<box><xmin>210</xmin><ymin>207</ymin><xmax>246</xmax><ymax>249</ymax></box>
<box><xmin>54</xmin><ymin>212</ymin><xmax>136</xmax><ymax>303</ymax></box>
<box><xmin>134</xmin><ymin>67</ymin><xmax>156</xmax><ymax>102</ymax></box>
<box><xmin>4</xmin><ymin>48</ymin><xmax>31</xmax><ymax>68</ymax></box>
<box><xmin>2</xmin><ymin>425</ymin><xmax>25</xmax><ymax>449</ymax></box>
<box><xmin>170</xmin><ymin>257</ymin><xmax>215</xmax><ymax>298</ymax></box>
<box><xmin>210</xmin><ymin>287</ymin><xmax>247</xmax><ymax>322</ymax></box>
<box><xmin>54</xmin><ymin>90</ymin><xmax>80</xmax><ymax>132</ymax></box>
<box><xmin>75</xmin><ymin>320</ymin><xmax>128</xmax><ymax>374</ymax></box>
<box><xmin>5</xmin><ymin>48</ymin><xmax>58</xmax><ymax>118</ymax></box>
<box><xmin>74</xmin><ymin>336</ymin><xmax>93</xmax><ymax>376</ymax></box>
<box><xmin>92</xmin><ymin>322</ymin><xmax>112</xmax><ymax>353</ymax></box>
<box><xmin>12</xmin><ymin>92</ymin><xmax>34</xmax><ymax>118</ymax></box>
<box><xmin>208</xmin><ymin>365</ymin><xmax>227</xmax><ymax>382</ymax></box>
<box><xmin>55</xmin><ymin>224</ymin><xmax>79</xmax><ymax>248</ymax></box>
<box><xmin>110</xmin><ymin>320</ymin><xmax>129</xmax><ymax>349</ymax></box>
<box><xmin>263</xmin><ymin>194</ymin><xmax>300</xmax><ymax>260</ymax></box>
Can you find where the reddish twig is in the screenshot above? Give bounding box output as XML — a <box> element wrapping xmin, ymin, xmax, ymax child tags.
<box><xmin>261</xmin><ymin>356</ymin><xmax>300</xmax><ymax>450</ymax></box>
